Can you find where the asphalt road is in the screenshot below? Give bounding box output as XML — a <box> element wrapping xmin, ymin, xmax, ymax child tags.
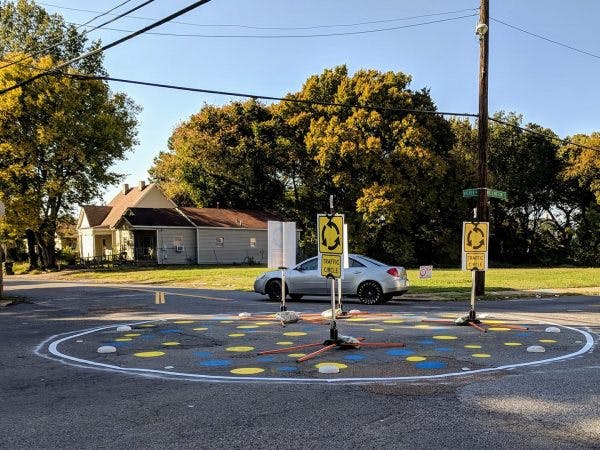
<box><xmin>1</xmin><ymin>277</ymin><xmax>599</xmax><ymax>449</ymax></box>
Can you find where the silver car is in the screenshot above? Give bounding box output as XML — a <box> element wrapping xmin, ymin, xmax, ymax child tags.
<box><xmin>254</xmin><ymin>254</ymin><xmax>409</xmax><ymax>305</ymax></box>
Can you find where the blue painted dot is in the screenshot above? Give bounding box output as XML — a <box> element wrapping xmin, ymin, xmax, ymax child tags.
<box><xmin>435</xmin><ymin>347</ymin><xmax>453</xmax><ymax>352</ymax></box>
<box><xmin>194</xmin><ymin>351</ymin><xmax>213</xmax><ymax>358</ymax></box>
<box><xmin>257</xmin><ymin>356</ymin><xmax>276</xmax><ymax>363</ymax></box>
<box><xmin>415</xmin><ymin>361</ymin><xmax>448</xmax><ymax>370</ymax></box>
<box><xmin>200</xmin><ymin>359</ymin><xmax>231</xmax><ymax>367</ymax></box>
<box><xmin>303</xmin><ymin>326</ymin><xmax>319</xmax><ymax>332</ymax></box>
<box><xmin>516</xmin><ymin>332</ymin><xmax>531</xmax><ymax>337</ymax></box>
<box><xmin>160</xmin><ymin>329</ymin><xmax>182</xmax><ymax>334</ymax></box>
<box><xmin>277</xmin><ymin>366</ymin><xmax>298</xmax><ymax>372</ymax></box>
<box><xmin>344</xmin><ymin>354</ymin><xmax>366</xmax><ymax>361</ymax></box>
<box><xmin>103</xmin><ymin>341</ymin><xmax>131</xmax><ymax>347</ymax></box>
<box><xmin>418</xmin><ymin>340</ymin><xmax>435</xmax><ymax>345</ymax></box>
<box><xmin>141</xmin><ymin>335</ymin><xmax>156</xmax><ymax>340</ymax></box>
<box><xmin>387</xmin><ymin>349</ymin><xmax>415</xmax><ymax>356</ymax></box>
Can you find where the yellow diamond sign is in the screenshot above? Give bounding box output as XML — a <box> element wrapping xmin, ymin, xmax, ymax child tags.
<box><xmin>318</xmin><ymin>215</ymin><xmax>344</xmax><ymax>255</ymax></box>
<box><xmin>463</xmin><ymin>222</ymin><xmax>489</xmax><ymax>253</ymax></box>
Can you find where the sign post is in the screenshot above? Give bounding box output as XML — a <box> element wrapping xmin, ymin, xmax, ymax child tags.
<box><xmin>317</xmin><ymin>197</ymin><xmax>344</xmax><ymax>341</ymax></box>
<box><xmin>461</xmin><ymin>221</ymin><xmax>489</xmax><ymax>321</ymax></box>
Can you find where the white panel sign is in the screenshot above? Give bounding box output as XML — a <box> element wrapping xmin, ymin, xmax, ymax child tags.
<box><xmin>268</xmin><ymin>221</ymin><xmax>296</xmax><ymax>268</ymax></box>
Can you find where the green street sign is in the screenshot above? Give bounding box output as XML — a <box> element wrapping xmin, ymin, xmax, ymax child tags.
<box><xmin>487</xmin><ymin>189</ymin><xmax>508</xmax><ymax>201</ymax></box>
<box><xmin>462</xmin><ymin>188</ymin><xmax>507</xmax><ymax>201</ymax></box>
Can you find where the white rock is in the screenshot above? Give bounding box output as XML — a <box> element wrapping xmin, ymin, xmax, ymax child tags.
<box><xmin>318</xmin><ymin>365</ymin><xmax>340</xmax><ymax>374</ymax></box>
<box><xmin>545</xmin><ymin>327</ymin><xmax>560</xmax><ymax>333</ymax></box>
<box><xmin>164</xmin><ymin>366</ymin><xmax>174</xmax><ymax>370</ymax></box>
<box><xmin>116</xmin><ymin>325</ymin><xmax>132</xmax><ymax>332</ymax></box>
<box><xmin>321</xmin><ymin>308</ymin><xmax>342</xmax><ymax>319</ymax></box>
<box><xmin>461</xmin><ymin>367</ymin><xmax>471</xmax><ymax>371</ymax></box>
<box><xmin>97</xmin><ymin>346</ymin><xmax>117</xmax><ymax>354</ymax></box>
<box><xmin>275</xmin><ymin>310</ymin><xmax>301</xmax><ymax>324</ymax></box>
<box><xmin>348</xmin><ymin>309</ymin><xmax>362</xmax><ymax>315</ymax></box>
<box><xmin>238</xmin><ymin>312</ymin><xmax>252</xmax><ymax>318</ymax></box>
<box><xmin>527</xmin><ymin>345</ymin><xmax>546</xmax><ymax>353</ymax></box>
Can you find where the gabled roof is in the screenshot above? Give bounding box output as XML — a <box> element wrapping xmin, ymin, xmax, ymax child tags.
<box><xmin>116</xmin><ymin>208</ymin><xmax>194</xmax><ymax>228</ymax></box>
<box><xmin>180</xmin><ymin>207</ymin><xmax>282</xmax><ymax>229</ymax></box>
<box><xmin>81</xmin><ymin>205</ymin><xmax>112</xmax><ymax>227</ymax></box>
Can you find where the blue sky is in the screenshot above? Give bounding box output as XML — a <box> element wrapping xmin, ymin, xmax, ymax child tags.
<box><xmin>36</xmin><ymin>0</ymin><xmax>600</xmax><ymax>203</ymax></box>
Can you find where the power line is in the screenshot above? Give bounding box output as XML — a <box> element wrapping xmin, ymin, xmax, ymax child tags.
<box><xmin>65</xmin><ymin>73</ymin><xmax>600</xmax><ymax>153</ymax></box>
<box><xmin>488</xmin><ymin>117</ymin><xmax>599</xmax><ymax>152</ymax></box>
<box><xmin>72</xmin><ymin>14</ymin><xmax>478</xmax><ymax>39</ymax></box>
<box><xmin>38</xmin><ymin>3</ymin><xmax>478</xmax><ymax>31</ymax></box>
<box><xmin>0</xmin><ymin>0</ymin><xmax>214</xmax><ymax>95</ymax></box>
<box><xmin>0</xmin><ymin>0</ymin><xmax>155</xmax><ymax>71</ymax></box>
<box><xmin>491</xmin><ymin>17</ymin><xmax>600</xmax><ymax>61</ymax></box>
<box><xmin>66</xmin><ymin>73</ymin><xmax>478</xmax><ymax>118</ymax></box>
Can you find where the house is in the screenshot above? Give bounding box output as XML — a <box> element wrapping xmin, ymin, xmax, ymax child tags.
<box><xmin>76</xmin><ymin>181</ymin><xmax>282</xmax><ymax>265</ymax></box>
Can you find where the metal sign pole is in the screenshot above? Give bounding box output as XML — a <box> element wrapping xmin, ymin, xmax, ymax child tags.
<box><xmin>470</xmin><ymin>269</ymin><xmax>477</xmax><ymax>320</ymax></box>
<box><xmin>329</xmin><ymin>274</ymin><xmax>338</xmax><ymax>341</ymax></box>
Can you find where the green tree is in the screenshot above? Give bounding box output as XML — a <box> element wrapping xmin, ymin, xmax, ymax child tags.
<box><xmin>150</xmin><ymin>99</ymin><xmax>285</xmax><ymax>210</ymax></box>
<box><xmin>0</xmin><ymin>51</ymin><xmax>138</xmax><ymax>268</ymax></box>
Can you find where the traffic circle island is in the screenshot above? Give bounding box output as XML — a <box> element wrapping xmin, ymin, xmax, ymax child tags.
<box><xmin>39</xmin><ymin>310</ymin><xmax>593</xmax><ymax>384</ymax></box>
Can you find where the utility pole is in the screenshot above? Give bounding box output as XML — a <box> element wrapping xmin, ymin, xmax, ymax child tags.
<box><xmin>475</xmin><ymin>0</ymin><xmax>489</xmax><ymax>296</ymax></box>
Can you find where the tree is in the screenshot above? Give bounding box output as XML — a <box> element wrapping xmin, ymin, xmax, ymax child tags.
<box><xmin>150</xmin><ymin>99</ymin><xmax>285</xmax><ymax>210</ymax></box>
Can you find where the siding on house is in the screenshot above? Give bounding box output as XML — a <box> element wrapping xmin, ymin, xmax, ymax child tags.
<box><xmin>197</xmin><ymin>228</ymin><xmax>267</xmax><ymax>264</ymax></box>
<box><xmin>157</xmin><ymin>228</ymin><xmax>197</xmax><ymax>264</ymax></box>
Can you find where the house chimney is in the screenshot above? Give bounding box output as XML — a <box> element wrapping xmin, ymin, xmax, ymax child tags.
<box><xmin>216</xmin><ymin>202</ymin><xmax>220</xmax><ymax>209</ymax></box>
<box><xmin>122</xmin><ymin>183</ymin><xmax>129</xmax><ymax>195</ymax></box>
<box><xmin>138</xmin><ymin>180</ymin><xmax>146</xmax><ymax>190</ymax></box>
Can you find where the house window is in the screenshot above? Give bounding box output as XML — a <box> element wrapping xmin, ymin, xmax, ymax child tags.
<box><xmin>250</xmin><ymin>237</ymin><xmax>256</xmax><ymax>248</ymax></box>
<box><xmin>215</xmin><ymin>237</ymin><xmax>224</xmax><ymax>247</ymax></box>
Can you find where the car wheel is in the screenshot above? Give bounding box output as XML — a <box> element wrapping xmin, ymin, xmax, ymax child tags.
<box><xmin>382</xmin><ymin>294</ymin><xmax>394</xmax><ymax>303</ymax></box>
<box><xmin>289</xmin><ymin>294</ymin><xmax>303</xmax><ymax>301</ymax></box>
<box><xmin>265</xmin><ymin>279</ymin><xmax>284</xmax><ymax>302</ymax></box>
<box><xmin>357</xmin><ymin>281</ymin><xmax>384</xmax><ymax>305</ymax></box>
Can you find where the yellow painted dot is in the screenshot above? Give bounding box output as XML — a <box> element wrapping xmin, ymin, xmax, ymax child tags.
<box><xmin>162</xmin><ymin>342</ymin><xmax>180</xmax><ymax>346</ymax></box>
<box><xmin>230</xmin><ymin>367</ymin><xmax>264</xmax><ymax>375</ymax></box>
<box><xmin>347</xmin><ymin>318</ymin><xmax>368</xmax><ymax>322</ymax></box>
<box><xmin>370</xmin><ymin>328</ymin><xmax>385</xmax><ymax>332</ymax></box>
<box><xmin>115</xmin><ymin>338</ymin><xmax>132</xmax><ymax>342</ymax></box>
<box><xmin>173</xmin><ymin>320</ymin><xmax>194</xmax><ymax>324</ymax></box>
<box><xmin>220</xmin><ymin>320</ymin><xmax>234</xmax><ymax>324</ymax></box>
<box><xmin>228</xmin><ymin>333</ymin><xmax>246</xmax><ymax>337</ymax></box>
<box><xmin>488</xmin><ymin>327</ymin><xmax>511</xmax><ymax>331</ymax></box>
<box><xmin>288</xmin><ymin>353</ymin><xmax>306</xmax><ymax>358</ymax></box>
<box><xmin>314</xmin><ymin>362</ymin><xmax>347</xmax><ymax>369</ymax></box>
<box><xmin>193</xmin><ymin>327</ymin><xmax>208</xmax><ymax>331</ymax></box>
<box><xmin>482</xmin><ymin>320</ymin><xmax>504</xmax><ymax>324</ymax></box>
<box><xmin>464</xmin><ymin>344</ymin><xmax>482</xmax><ymax>349</ymax></box>
<box><xmin>226</xmin><ymin>346</ymin><xmax>255</xmax><ymax>352</ymax></box>
<box><xmin>383</xmin><ymin>319</ymin><xmax>404</xmax><ymax>324</ymax></box>
<box><xmin>123</xmin><ymin>333</ymin><xmax>141</xmax><ymax>337</ymax></box>
<box><xmin>472</xmin><ymin>353</ymin><xmax>491</xmax><ymax>358</ymax></box>
<box><xmin>134</xmin><ymin>351</ymin><xmax>165</xmax><ymax>358</ymax></box>
<box><xmin>237</xmin><ymin>325</ymin><xmax>259</xmax><ymax>329</ymax></box>
<box><xmin>539</xmin><ymin>339</ymin><xmax>557</xmax><ymax>343</ymax></box>
<box><xmin>433</xmin><ymin>335</ymin><xmax>458</xmax><ymax>340</ymax></box>
<box><xmin>406</xmin><ymin>356</ymin><xmax>427</xmax><ymax>362</ymax></box>
<box><xmin>284</xmin><ymin>332</ymin><xmax>307</xmax><ymax>336</ymax></box>
<box><xmin>277</xmin><ymin>341</ymin><xmax>294</xmax><ymax>345</ymax></box>
<box><xmin>504</xmin><ymin>342</ymin><xmax>522</xmax><ymax>346</ymax></box>
<box><xmin>255</xmin><ymin>322</ymin><xmax>272</xmax><ymax>325</ymax></box>
<box><xmin>139</xmin><ymin>324</ymin><xmax>156</xmax><ymax>328</ymax></box>
<box><xmin>414</xmin><ymin>324</ymin><xmax>431</xmax><ymax>329</ymax></box>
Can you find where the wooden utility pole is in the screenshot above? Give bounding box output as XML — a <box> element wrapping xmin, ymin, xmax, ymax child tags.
<box><xmin>475</xmin><ymin>0</ymin><xmax>489</xmax><ymax>295</ymax></box>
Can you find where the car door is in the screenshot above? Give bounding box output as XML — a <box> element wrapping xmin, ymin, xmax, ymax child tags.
<box><xmin>286</xmin><ymin>257</ymin><xmax>325</xmax><ymax>295</ymax></box>
<box><xmin>341</xmin><ymin>257</ymin><xmax>367</xmax><ymax>294</ymax></box>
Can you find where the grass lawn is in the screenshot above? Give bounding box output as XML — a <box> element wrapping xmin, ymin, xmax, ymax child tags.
<box><xmin>13</xmin><ymin>264</ymin><xmax>600</xmax><ymax>296</ymax></box>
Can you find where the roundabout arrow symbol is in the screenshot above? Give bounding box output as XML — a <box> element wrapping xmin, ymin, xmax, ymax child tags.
<box><xmin>467</xmin><ymin>225</ymin><xmax>485</xmax><ymax>250</ymax></box>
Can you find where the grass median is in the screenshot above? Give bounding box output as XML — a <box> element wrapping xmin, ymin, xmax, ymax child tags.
<box><xmin>12</xmin><ymin>264</ymin><xmax>600</xmax><ymax>298</ymax></box>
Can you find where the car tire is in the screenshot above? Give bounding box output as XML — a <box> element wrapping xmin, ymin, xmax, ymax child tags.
<box><xmin>357</xmin><ymin>281</ymin><xmax>384</xmax><ymax>305</ymax></box>
<box><xmin>289</xmin><ymin>294</ymin><xmax>303</xmax><ymax>301</ymax></box>
<box><xmin>265</xmin><ymin>279</ymin><xmax>285</xmax><ymax>302</ymax></box>
<box><xmin>382</xmin><ymin>294</ymin><xmax>394</xmax><ymax>303</ymax></box>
